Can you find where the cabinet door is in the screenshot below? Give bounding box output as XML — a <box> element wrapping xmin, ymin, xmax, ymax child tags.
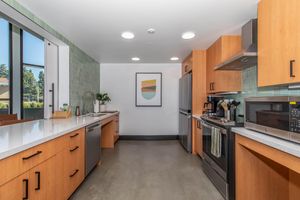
<box><xmin>215</xmin><ymin>36</ymin><xmax>241</xmax><ymax>92</ymax></box>
<box><xmin>29</xmin><ymin>156</ymin><xmax>56</xmax><ymax>200</ymax></box>
<box><xmin>192</xmin><ymin>119</ymin><xmax>203</xmax><ymax>157</ymax></box>
<box><xmin>206</xmin><ymin>42</ymin><xmax>217</xmax><ymax>92</ymax></box>
<box><xmin>207</xmin><ymin>36</ymin><xmax>241</xmax><ymax>93</ymax></box>
<box><xmin>196</xmin><ymin>121</ymin><xmax>203</xmax><ymax>157</ymax></box>
<box><xmin>0</xmin><ymin>172</ymin><xmax>29</xmax><ymax>200</ymax></box>
<box><xmin>258</xmin><ymin>0</ymin><xmax>300</xmax><ymax>86</ymax></box>
<box><xmin>191</xmin><ymin>50</ymin><xmax>207</xmax><ymax>115</ymax></box>
<box><xmin>182</xmin><ymin>54</ymin><xmax>192</xmax><ymax>75</ymax></box>
<box><xmin>194</xmin><ymin>119</ymin><xmax>203</xmax><ymax>157</ymax></box>
<box><xmin>55</xmin><ymin>152</ymin><xmax>65</xmax><ymax>200</ymax></box>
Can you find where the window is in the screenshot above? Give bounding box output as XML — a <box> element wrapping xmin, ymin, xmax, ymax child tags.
<box><xmin>22</xmin><ymin>31</ymin><xmax>45</xmax><ymax>120</ymax></box>
<box><xmin>0</xmin><ymin>18</ymin><xmax>11</xmax><ymax>114</ymax></box>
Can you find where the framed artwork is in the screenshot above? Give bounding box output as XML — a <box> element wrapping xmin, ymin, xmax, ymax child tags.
<box><xmin>135</xmin><ymin>72</ymin><xmax>162</xmax><ymax>107</ymax></box>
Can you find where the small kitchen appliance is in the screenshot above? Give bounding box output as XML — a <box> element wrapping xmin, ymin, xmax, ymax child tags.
<box><xmin>245</xmin><ymin>96</ymin><xmax>300</xmax><ymax>144</ymax></box>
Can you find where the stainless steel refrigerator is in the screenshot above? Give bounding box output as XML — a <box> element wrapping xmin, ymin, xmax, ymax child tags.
<box><xmin>179</xmin><ymin>73</ymin><xmax>192</xmax><ymax>153</ymax></box>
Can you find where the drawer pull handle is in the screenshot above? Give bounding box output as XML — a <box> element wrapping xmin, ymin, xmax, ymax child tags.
<box><xmin>70</xmin><ymin>146</ymin><xmax>79</xmax><ymax>152</ymax></box>
<box><xmin>69</xmin><ymin>169</ymin><xmax>79</xmax><ymax>178</ymax></box>
<box><xmin>70</xmin><ymin>133</ymin><xmax>79</xmax><ymax>138</ymax></box>
<box><xmin>22</xmin><ymin>151</ymin><xmax>42</xmax><ymax>160</ymax></box>
<box><xmin>35</xmin><ymin>171</ymin><xmax>41</xmax><ymax>190</ymax></box>
<box><xmin>197</xmin><ymin>120</ymin><xmax>201</xmax><ymax>129</ymax></box>
<box><xmin>23</xmin><ymin>179</ymin><xmax>29</xmax><ymax>200</ymax></box>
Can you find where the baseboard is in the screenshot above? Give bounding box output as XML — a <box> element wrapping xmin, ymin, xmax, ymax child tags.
<box><xmin>119</xmin><ymin>135</ymin><xmax>179</xmax><ymax>140</ymax></box>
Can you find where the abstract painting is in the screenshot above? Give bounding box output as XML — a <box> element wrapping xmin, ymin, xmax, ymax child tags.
<box><xmin>135</xmin><ymin>72</ymin><xmax>162</xmax><ymax>107</ymax></box>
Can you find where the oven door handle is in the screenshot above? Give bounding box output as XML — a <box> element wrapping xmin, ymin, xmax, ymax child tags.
<box><xmin>201</xmin><ymin>121</ymin><xmax>212</xmax><ymax>129</ymax></box>
<box><xmin>200</xmin><ymin>120</ymin><xmax>227</xmax><ymax>135</ymax></box>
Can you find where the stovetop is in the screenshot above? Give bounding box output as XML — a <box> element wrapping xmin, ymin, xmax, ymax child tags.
<box><xmin>201</xmin><ymin>114</ymin><xmax>244</xmax><ymax>127</ymax></box>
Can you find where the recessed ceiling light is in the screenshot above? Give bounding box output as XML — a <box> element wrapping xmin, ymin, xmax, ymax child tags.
<box><xmin>121</xmin><ymin>31</ymin><xmax>135</xmax><ymax>39</ymax></box>
<box><xmin>182</xmin><ymin>32</ymin><xmax>195</xmax><ymax>40</ymax></box>
<box><xmin>170</xmin><ymin>57</ymin><xmax>179</xmax><ymax>61</ymax></box>
<box><xmin>132</xmin><ymin>57</ymin><xmax>140</xmax><ymax>61</ymax></box>
<box><xmin>147</xmin><ymin>28</ymin><xmax>156</xmax><ymax>34</ymax></box>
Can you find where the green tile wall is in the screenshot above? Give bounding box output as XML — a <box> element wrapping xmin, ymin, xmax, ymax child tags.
<box><xmin>228</xmin><ymin>66</ymin><xmax>300</xmax><ymax>117</ymax></box>
<box><xmin>2</xmin><ymin>0</ymin><xmax>100</xmax><ymax>111</ymax></box>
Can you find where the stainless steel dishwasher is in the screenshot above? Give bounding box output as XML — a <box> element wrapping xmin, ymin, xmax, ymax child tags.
<box><xmin>85</xmin><ymin>122</ymin><xmax>101</xmax><ymax>176</ymax></box>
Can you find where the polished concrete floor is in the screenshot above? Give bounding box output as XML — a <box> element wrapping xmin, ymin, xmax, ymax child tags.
<box><xmin>71</xmin><ymin>140</ymin><xmax>224</xmax><ymax>200</ymax></box>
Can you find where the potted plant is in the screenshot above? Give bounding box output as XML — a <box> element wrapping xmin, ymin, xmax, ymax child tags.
<box><xmin>96</xmin><ymin>92</ymin><xmax>111</xmax><ymax>112</ymax></box>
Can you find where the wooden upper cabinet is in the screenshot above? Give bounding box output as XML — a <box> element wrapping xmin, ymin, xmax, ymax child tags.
<box><xmin>182</xmin><ymin>54</ymin><xmax>193</xmax><ymax>75</ymax></box>
<box><xmin>206</xmin><ymin>36</ymin><xmax>242</xmax><ymax>93</ymax></box>
<box><xmin>258</xmin><ymin>0</ymin><xmax>300</xmax><ymax>87</ymax></box>
<box><xmin>185</xmin><ymin>50</ymin><xmax>206</xmax><ymax>155</ymax></box>
<box><xmin>182</xmin><ymin>50</ymin><xmax>207</xmax><ymax>115</ymax></box>
<box><xmin>191</xmin><ymin>50</ymin><xmax>206</xmax><ymax>115</ymax></box>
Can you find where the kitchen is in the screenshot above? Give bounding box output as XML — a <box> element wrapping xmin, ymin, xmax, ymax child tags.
<box><xmin>0</xmin><ymin>0</ymin><xmax>300</xmax><ymax>200</ymax></box>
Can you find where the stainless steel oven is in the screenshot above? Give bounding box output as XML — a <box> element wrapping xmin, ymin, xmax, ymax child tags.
<box><xmin>201</xmin><ymin>119</ymin><xmax>229</xmax><ymax>199</ymax></box>
<box><xmin>245</xmin><ymin>96</ymin><xmax>300</xmax><ymax>143</ymax></box>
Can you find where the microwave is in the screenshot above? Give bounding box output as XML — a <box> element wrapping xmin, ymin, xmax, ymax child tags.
<box><xmin>244</xmin><ymin>96</ymin><xmax>300</xmax><ymax>143</ymax></box>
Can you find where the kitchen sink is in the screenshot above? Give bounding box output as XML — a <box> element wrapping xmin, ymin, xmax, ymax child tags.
<box><xmin>100</xmin><ymin>111</ymin><xmax>118</xmax><ymax>113</ymax></box>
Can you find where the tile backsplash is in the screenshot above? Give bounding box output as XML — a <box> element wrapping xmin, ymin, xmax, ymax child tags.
<box><xmin>227</xmin><ymin>66</ymin><xmax>300</xmax><ymax>117</ymax></box>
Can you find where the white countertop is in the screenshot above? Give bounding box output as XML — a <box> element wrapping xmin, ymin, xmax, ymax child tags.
<box><xmin>0</xmin><ymin>112</ymin><xmax>118</xmax><ymax>160</ymax></box>
<box><xmin>232</xmin><ymin>127</ymin><xmax>300</xmax><ymax>158</ymax></box>
<box><xmin>192</xmin><ymin>114</ymin><xmax>201</xmax><ymax>120</ymax></box>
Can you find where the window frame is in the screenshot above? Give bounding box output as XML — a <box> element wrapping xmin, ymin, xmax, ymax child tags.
<box><xmin>8</xmin><ymin>22</ymin><xmax>12</xmax><ymax>114</ymax></box>
<box><xmin>20</xmin><ymin>29</ymin><xmax>45</xmax><ymax>119</ymax></box>
<box><xmin>0</xmin><ymin>18</ymin><xmax>13</xmax><ymax>114</ymax></box>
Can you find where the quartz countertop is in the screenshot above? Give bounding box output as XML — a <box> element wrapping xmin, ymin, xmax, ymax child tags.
<box><xmin>0</xmin><ymin>112</ymin><xmax>119</xmax><ymax>160</ymax></box>
<box><xmin>232</xmin><ymin>127</ymin><xmax>300</xmax><ymax>158</ymax></box>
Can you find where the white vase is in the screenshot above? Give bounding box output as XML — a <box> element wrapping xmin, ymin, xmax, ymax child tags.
<box><xmin>100</xmin><ymin>104</ymin><xmax>107</xmax><ymax>112</ymax></box>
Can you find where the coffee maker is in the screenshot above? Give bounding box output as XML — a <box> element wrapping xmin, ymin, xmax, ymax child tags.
<box><xmin>203</xmin><ymin>95</ymin><xmax>224</xmax><ymax>115</ymax></box>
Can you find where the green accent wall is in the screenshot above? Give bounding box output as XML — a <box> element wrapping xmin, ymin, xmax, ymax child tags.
<box><xmin>2</xmin><ymin>0</ymin><xmax>100</xmax><ymax>111</ymax></box>
<box><xmin>228</xmin><ymin>66</ymin><xmax>300</xmax><ymax>119</ymax></box>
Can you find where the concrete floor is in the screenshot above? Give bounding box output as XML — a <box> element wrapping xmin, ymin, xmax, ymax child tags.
<box><xmin>71</xmin><ymin>140</ymin><xmax>224</xmax><ymax>200</ymax></box>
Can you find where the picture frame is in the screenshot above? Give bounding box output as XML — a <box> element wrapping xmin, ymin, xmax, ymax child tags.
<box><xmin>135</xmin><ymin>72</ymin><xmax>162</xmax><ymax>107</ymax></box>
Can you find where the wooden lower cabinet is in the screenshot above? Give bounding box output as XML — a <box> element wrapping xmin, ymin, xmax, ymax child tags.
<box><xmin>101</xmin><ymin>114</ymin><xmax>119</xmax><ymax>148</ymax></box>
<box><xmin>192</xmin><ymin>119</ymin><xmax>203</xmax><ymax>157</ymax></box>
<box><xmin>28</xmin><ymin>157</ymin><xmax>57</xmax><ymax>200</ymax></box>
<box><xmin>0</xmin><ymin>172</ymin><xmax>29</xmax><ymax>200</ymax></box>
<box><xmin>235</xmin><ymin>134</ymin><xmax>300</xmax><ymax>200</ymax></box>
<box><xmin>0</xmin><ymin>156</ymin><xmax>56</xmax><ymax>200</ymax></box>
<box><xmin>0</xmin><ymin>128</ymin><xmax>86</xmax><ymax>200</ymax></box>
<box><xmin>63</xmin><ymin>138</ymin><xmax>85</xmax><ymax>199</ymax></box>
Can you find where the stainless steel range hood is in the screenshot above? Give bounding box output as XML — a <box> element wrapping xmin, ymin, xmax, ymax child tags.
<box><xmin>215</xmin><ymin>19</ymin><xmax>257</xmax><ymax>71</ymax></box>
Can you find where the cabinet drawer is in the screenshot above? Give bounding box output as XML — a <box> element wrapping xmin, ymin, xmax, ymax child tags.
<box><xmin>63</xmin><ymin>131</ymin><xmax>85</xmax><ymax>199</ymax></box>
<box><xmin>67</xmin><ymin>159</ymin><xmax>84</xmax><ymax>198</ymax></box>
<box><xmin>0</xmin><ymin>139</ymin><xmax>58</xmax><ymax>186</ymax></box>
<box><xmin>67</xmin><ymin>128</ymin><xmax>85</xmax><ymax>148</ymax></box>
<box><xmin>63</xmin><ymin>150</ymin><xmax>85</xmax><ymax>198</ymax></box>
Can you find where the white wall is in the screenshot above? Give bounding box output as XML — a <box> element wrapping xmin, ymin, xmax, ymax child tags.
<box><xmin>100</xmin><ymin>63</ymin><xmax>181</xmax><ymax>135</ymax></box>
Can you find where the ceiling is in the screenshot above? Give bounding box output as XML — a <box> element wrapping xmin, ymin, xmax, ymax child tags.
<box><xmin>16</xmin><ymin>0</ymin><xmax>258</xmax><ymax>63</ymax></box>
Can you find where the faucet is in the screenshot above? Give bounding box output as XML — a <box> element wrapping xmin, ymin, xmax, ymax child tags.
<box><xmin>81</xmin><ymin>91</ymin><xmax>96</xmax><ymax>115</ymax></box>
